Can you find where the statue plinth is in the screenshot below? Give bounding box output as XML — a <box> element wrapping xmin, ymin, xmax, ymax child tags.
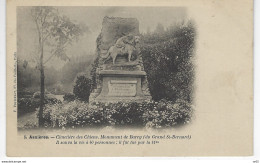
<box><xmin>89</xmin><ymin>69</ymin><xmax>151</xmax><ymax>102</ymax></box>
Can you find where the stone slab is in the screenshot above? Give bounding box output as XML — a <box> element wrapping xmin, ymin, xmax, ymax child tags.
<box><xmin>99</xmin><ymin>70</ymin><xmax>146</xmax><ymax>77</ymax></box>
<box><xmin>94</xmin><ymin>75</ymin><xmax>150</xmax><ymax>102</ymax></box>
<box><xmin>108</xmin><ymin>80</ymin><xmax>137</xmax><ymax>97</ymax></box>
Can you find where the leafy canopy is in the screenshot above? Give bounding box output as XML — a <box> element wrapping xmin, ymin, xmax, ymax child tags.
<box><xmin>30</xmin><ymin>6</ymin><xmax>88</xmax><ymax>64</ymax></box>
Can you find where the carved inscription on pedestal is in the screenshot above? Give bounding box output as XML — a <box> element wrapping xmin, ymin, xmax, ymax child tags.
<box><xmin>108</xmin><ymin>80</ymin><xmax>137</xmax><ymax>97</ymax></box>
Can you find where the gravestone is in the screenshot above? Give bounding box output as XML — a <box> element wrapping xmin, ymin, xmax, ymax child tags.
<box><xmin>89</xmin><ymin>16</ymin><xmax>152</xmax><ymax>102</ymax></box>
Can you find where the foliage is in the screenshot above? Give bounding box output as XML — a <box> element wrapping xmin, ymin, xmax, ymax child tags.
<box><xmin>140</xmin><ymin>20</ymin><xmax>196</xmax><ymax>102</ymax></box>
<box><xmin>17</xmin><ymin>89</ymin><xmax>34</xmax><ymax>99</ymax></box>
<box><xmin>30</xmin><ymin>7</ymin><xmax>87</xmax><ymax>64</ymax></box>
<box><xmin>63</xmin><ymin>93</ymin><xmax>76</xmax><ymax>102</ymax></box>
<box><xmin>40</xmin><ymin>100</ymin><xmax>193</xmax><ymax>129</ymax></box>
<box><xmin>18</xmin><ymin>98</ymin><xmax>41</xmax><ymax>116</ymax></box>
<box><xmin>73</xmin><ymin>75</ymin><xmax>92</xmax><ymax>102</ymax></box>
<box><xmin>89</xmin><ymin>55</ymin><xmax>99</xmax><ymax>92</ymax></box>
<box><xmin>41</xmin><ymin>101</ymin><xmax>103</xmax><ymax>128</ymax></box>
<box><xmin>18</xmin><ymin>97</ymin><xmax>61</xmax><ymax>117</ymax></box>
<box><xmin>33</xmin><ymin>91</ymin><xmax>52</xmax><ymax>98</ymax></box>
<box><xmin>94</xmin><ymin>102</ymin><xmax>145</xmax><ymax>126</ymax></box>
<box><xmin>142</xmin><ymin>99</ymin><xmax>193</xmax><ymax>128</ymax></box>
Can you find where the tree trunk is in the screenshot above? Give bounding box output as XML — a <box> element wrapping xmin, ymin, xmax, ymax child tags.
<box><xmin>38</xmin><ymin>68</ymin><xmax>45</xmax><ymax>127</ymax></box>
<box><xmin>38</xmin><ymin>43</ymin><xmax>45</xmax><ymax>127</ymax></box>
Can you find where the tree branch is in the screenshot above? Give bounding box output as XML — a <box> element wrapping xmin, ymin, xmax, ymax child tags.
<box><xmin>43</xmin><ymin>31</ymin><xmax>51</xmax><ymax>42</ymax></box>
<box><xmin>43</xmin><ymin>42</ymin><xmax>68</xmax><ymax>65</ymax></box>
<box><xmin>43</xmin><ymin>52</ymin><xmax>56</xmax><ymax>65</ymax></box>
<box><xmin>42</xmin><ymin>12</ymin><xmax>47</xmax><ymax>26</ymax></box>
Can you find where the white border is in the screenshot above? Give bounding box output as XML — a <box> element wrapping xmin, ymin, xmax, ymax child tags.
<box><xmin>253</xmin><ymin>0</ymin><xmax>259</xmax><ymax>160</ymax></box>
<box><xmin>0</xmin><ymin>0</ymin><xmax>6</xmax><ymax>159</ymax></box>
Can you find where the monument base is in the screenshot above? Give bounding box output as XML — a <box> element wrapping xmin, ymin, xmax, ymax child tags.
<box><xmin>89</xmin><ymin>70</ymin><xmax>152</xmax><ymax>103</ymax></box>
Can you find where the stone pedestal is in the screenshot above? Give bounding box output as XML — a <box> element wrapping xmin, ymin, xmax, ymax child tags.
<box><xmin>92</xmin><ymin>70</ymin><xmax>151</xmax><ymax>102</ymax></box>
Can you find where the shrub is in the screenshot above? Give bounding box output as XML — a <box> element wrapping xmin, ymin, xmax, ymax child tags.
<box><xmin>94</xmin><ymin>102</ymin><xmax>145</xmax><ymax>126</ymax></box>
<box><xmin>18</xmin><ymin>97</ymin><xmax>61</xmax><ymax>117</ymax></box>
<box><xmin>42</xmin><ymin>101</ymin><xmax>103</xmax><ymax>128</ymax></box>
<box><xmin>73</xmin><ymin>75</ymin><xmax>92</xmax><ymax>102</ymax></box>
<box><xmin>140</xmin><ymin>20</ymin><xmax>196</xmax><ymax>103</ymax></box>
<box><xmin>41</xmin><ymin>99</ymin><xmax>193</xmax><ymax>129</ymax></box>
<box><xmin>18</xmin><ymin>90</ymin><xmax>34</xmax><ymax>98</ymax></box>
<box><xmin>142</xmin><ymin>99</ymin><xmax>193</xmax><ymax>128</ymax></box>
<box><xmin>63</xmin><ymin>93</ymin><xmax>76</xmax><ymax>102</ymax></box>
<box><xmin>18</xmin><ymin>98</ymin><xmax>41</xmax><ymax>116</ymax></box>
<box><xmin>32</xmin><ymin>91</ymin><xmax>53</xmax><ymax>99</ymax></box>
<box><xmin>45</xmin><ymin>97</ymin><xmax>62</xmax><ymax>105</ymax></box>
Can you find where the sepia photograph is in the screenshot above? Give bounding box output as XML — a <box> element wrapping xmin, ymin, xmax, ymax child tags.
<box><xmin>17</xmin><ymin>6</ymin><xmax>195</xmax><ymax>130</ymax></box>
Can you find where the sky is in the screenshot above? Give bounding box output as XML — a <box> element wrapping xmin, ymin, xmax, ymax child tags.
<box><xmin>17</xmin><ymin>6</ymin><xmax>187</xmax><ymax>69</ymax></box>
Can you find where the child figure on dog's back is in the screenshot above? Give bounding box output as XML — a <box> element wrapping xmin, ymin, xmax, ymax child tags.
<box><xmin>115</xmin><ymin>34</ymin><xmax>135</xmax><ymax>52</ymax></box>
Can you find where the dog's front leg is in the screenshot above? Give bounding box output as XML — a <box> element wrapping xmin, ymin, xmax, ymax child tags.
<box><xmin>128</xmin><ymin>52</ymin><xmax>132</xmax><ymax>62</ymax></box>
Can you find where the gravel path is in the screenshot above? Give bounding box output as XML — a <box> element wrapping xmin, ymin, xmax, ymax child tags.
<box><xmin>17</xmin><ymin>111</ymin><xmax>38</xmax><ymax>128</ymax></box>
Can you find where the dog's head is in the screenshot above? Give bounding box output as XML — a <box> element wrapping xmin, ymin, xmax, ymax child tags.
<box><xmin>134</xmin><ymin>36</ymin><xmax>140</xmax><ymax>44</ymax></box>
<box><xmin>125</xmin><ymin>34</ymin><xmax>141</xmax><ymax>45</ymax></box>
